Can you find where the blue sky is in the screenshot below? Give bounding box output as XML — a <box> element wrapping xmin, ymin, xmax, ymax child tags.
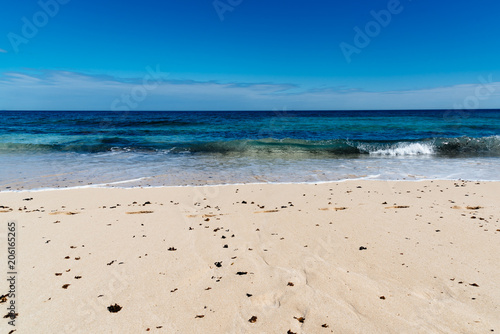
<box><xmin>1</xmin><ymin>0</ymin><xmax>500</xmax><ymax>110</ymax></box>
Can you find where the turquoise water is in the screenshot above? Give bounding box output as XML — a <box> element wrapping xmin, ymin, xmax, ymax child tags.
<box><xmin>1</xmin><ymin>110</ymin><xmax>499</xmax><ymax>190</ymax></box>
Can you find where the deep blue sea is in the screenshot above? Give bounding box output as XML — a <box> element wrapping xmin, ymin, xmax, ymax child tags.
<box><xmin>1</xmin><ymin>110</ymin><xmax>499</xmax><ymax>190</ymax></box>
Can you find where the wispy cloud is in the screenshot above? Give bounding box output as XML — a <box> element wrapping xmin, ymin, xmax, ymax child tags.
<box><xmin>0</xmin><ymin>70</ymin><xmax>499</xmax><ymax>111</ymax></box>
<box><xmin>0</xmin><ymin>49</ymin><xmax>7</xmax><ymax>53</ymax></box>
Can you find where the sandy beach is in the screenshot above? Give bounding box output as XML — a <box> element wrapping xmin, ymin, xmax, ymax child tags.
<box><xmin>0</xmin><ymin>180</ymin><xmax>499</xmax><ymax>333</ymax></box>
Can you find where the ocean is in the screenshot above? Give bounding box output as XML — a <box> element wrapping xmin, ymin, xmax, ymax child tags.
<box><xmin>1</xmin><ymin>109</ymin><xmax>499</xmax><ymax>190</ymax></box>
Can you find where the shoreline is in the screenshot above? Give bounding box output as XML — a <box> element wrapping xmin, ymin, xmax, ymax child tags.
<box><xmin>3</xmin><ymin>177</ymin><xmax>500</xmax><ymax>193</ymax></box>
<box><xmin>1</xmin><ymin>180</ymin><xmax>499</xmax><ymax>333</ymax></box>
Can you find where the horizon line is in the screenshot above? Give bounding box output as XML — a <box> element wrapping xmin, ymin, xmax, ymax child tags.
<box><xmin>1</xmin><ymin>108</ymin><xmax>499</xmax><ymax>112</ymax></box>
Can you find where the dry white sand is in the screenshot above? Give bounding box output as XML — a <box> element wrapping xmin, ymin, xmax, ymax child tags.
<box><xmin>0</xmin><ymin>180</ymin><xmax>499</xmax><ymax>333</ymax></box>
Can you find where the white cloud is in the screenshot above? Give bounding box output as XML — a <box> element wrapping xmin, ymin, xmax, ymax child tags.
<box><xmin>0</xmin><ymin>70</ymin><xmax>499</xmax><ymax>111</ymax></box>
<box><xmin>0</xmin><ymin>49</ymin><xmax>7</xmax><ymax>53</ymax></box>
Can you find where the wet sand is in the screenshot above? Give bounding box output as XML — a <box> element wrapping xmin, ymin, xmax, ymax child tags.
<box><xmin>0</xmin><ymin>180</ymin><xmax>499</xmax><ymax>333</ymax></box>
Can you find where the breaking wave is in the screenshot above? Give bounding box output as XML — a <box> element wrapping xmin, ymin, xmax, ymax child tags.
<box><xmin>1</xmin><ymin>136</ymin><xmax>499</xmax><ymax>157</ymax></box>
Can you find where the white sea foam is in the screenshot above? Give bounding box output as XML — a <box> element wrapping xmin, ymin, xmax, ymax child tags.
<box><xmin>369</xmin><ymin>143</ymin><xmax>435</xmax><ymax>156</ymax></box>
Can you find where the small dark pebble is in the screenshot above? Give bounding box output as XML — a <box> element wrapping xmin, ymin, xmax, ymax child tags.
<box><xmin>4</xmin><ymin>312</ymin><xmax>18</xmax><ymax>319</ymax></box>
<box><xmin>248</xmin><ymin>316</ymin><xmax>257</xmax><ymax>323</ymax></box>
<box><xmin>108</xmin><ymin>304</ymin><xmax>122</xmax><ymax>313</ymax></box>
<box><xmin>359</xmin><ymin>246</ymin><xmax>367</xmax><ymax>250</ymax></box>
<box><xmin>236</xmin><ymin>272</ymin><xmax>247</xmax><ymax>275</ymax></box>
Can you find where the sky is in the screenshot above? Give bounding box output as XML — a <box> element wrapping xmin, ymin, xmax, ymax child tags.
<box><xmin>1</xmin><ymin>0</ymin><xmax>500</xmax><ymax>110</ymax></box>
